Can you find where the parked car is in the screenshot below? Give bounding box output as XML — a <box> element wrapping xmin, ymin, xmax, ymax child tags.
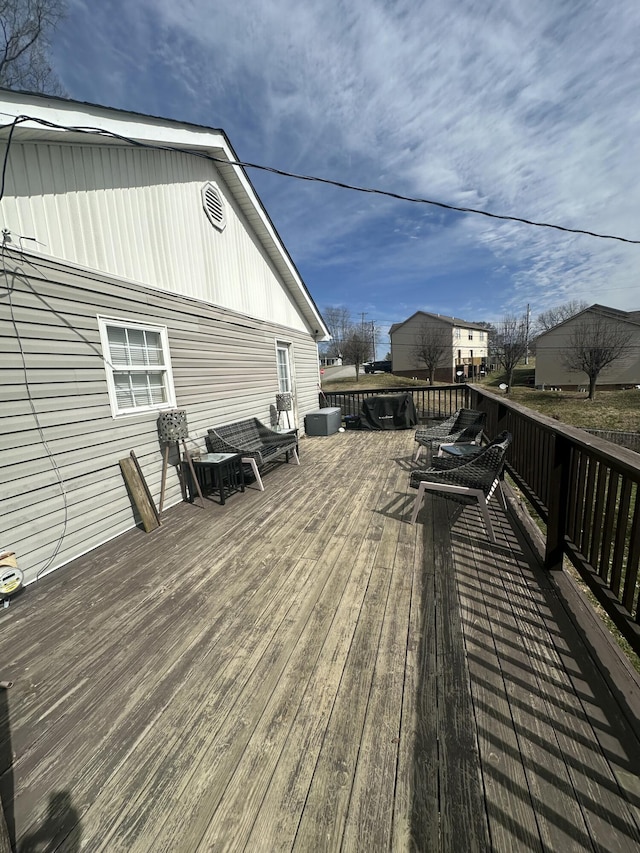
<box><xmin>364</xmin><ymin>360</ymin><xmax>393</xmax><ymax>374</ymax></box>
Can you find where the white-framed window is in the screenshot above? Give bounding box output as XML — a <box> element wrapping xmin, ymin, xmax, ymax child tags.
<box><xmin>276</xmin><ymin>342</ymin><xmax>292</xmax><ymax>393</ymax></box>
<box><xmin>454</xmin><ymin>328</ymin><xmax>461</xmax><ymax>340</ymax></box>
<box><xmin>468</xmin><ymin>331</ymin><xmax>473</xmax><ymax>340</ymax></box>
<box><xmin>98</xmin><ymin>317</ymin><xmax>177</xmax><ymax>417</ymax></box>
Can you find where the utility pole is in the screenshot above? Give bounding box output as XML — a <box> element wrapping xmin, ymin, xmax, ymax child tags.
<box><xmin>524</xmin><ymin>303</ymin><xmax>531</xmax><ymax>365</ymax></box>
<box><xmin>360</xmin><ymin>312</ymin><xmax>371</xmax><ymax>361</ymax></box>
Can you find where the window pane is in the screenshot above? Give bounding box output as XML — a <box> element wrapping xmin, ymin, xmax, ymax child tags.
<box><xmin>113</xmin><ymin>372</ymin><xmax>134</xmax><ymax>408</ymax></box>
<box><xmin>144</xmin><ymin>331</ymin><xmax>164</xmax><ymax>366</ymax></box>
<box><xmin>147</xmin><ymin>373</ymin><xmax>167</xmax><ymax>404</ymax></box>
<box><xmin>277</xmin><ymin>346</ymin><xmax>291</xmax><ymax>393</ymax></box>
<box><xmin>127</xmin><ymin>329</ymin><xmax>149</xmax><ymax>366</ymax></box>
<box><xmin>108</xmin><ymin>327</ymin><xmax>129</xmax><ymax>366</ymax></box>
<box><xmin>130</xmin><ymin>372</ymin><xmax>167</xmax><ymax>407</ymax></box>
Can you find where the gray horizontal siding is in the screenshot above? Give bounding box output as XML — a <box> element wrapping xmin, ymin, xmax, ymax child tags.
<box><xmin>1</xmin><ymin>251</ymin><xmax>320</xmax><ymax>584</ymax></box>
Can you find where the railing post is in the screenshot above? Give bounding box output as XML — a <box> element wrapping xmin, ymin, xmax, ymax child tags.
<box><xmin>463</xmin><ymin>383</ymin><xmax>471</xmax><ymax>408</ymax></box>
<box><xmin>545</xmin><ymin>434</ymin><xmax>571</xmax><ymax>571</ymax></box>
<box><xmin>496</xmin><ymin>403</ymin><xmax>509</xmax><ymax>436</ymax></box>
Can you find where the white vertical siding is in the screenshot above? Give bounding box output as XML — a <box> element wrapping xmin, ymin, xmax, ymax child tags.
<box><xmin>1</xmin><ymin>253</ymin><xmax>321</xmax><ymax>585</ymax></box>
<box><xmin>0</xmin><ymin>141</ymin><xmax>308</xmax><ymax>333</ymax></box>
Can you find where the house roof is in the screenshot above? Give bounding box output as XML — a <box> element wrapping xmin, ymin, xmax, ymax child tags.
<box><xmin>389</xmin><ymin>310</ymin><xmax>488</xmax><ymax>335</ymax></box>
<box><xmin>537</xmin><ymin>303</ymin><xmax>640</xmax><ymax>337</ymax></box>
<box><xmin>0</xmin><ymin>88</ymin><xmax>330</xmax><ymax>339</ymax></box>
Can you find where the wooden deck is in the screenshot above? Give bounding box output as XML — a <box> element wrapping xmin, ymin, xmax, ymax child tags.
<box><xmin>1</xmin><ymin>429</ymin><xmax>640</xmax><ymax>852</ymax></box>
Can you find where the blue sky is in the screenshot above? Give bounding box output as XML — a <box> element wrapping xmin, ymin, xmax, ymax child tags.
<box><xmin>50</xmin><ymin>0</ymin><xmax>640</xmax><ymax>352</ymax></box>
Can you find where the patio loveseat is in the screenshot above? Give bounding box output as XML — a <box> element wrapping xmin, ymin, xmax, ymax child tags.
<box><xmin>205</xmin><ymin>418</ymin><xmax>299</xmax><ymax>491</ymax></box>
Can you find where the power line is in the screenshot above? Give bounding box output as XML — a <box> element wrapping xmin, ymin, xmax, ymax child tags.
<box><xmin>1</xmin><ymin>113</ymin><xmax>640</xmax><ymax>245</ymax></box>
<box><xmin>220</xmin><ymin>159</ymin><xmax>640</xmax><ymax>245</ymax></box>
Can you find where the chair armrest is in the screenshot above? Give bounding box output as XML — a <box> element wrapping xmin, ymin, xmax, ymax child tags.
<box><xmin>206</xmin><ymin>430</ymin><xmax>243</xmax><ymax>456</ymax></box>
<box><xmin>255</xmin><ymin>422</ymin><xmax>298</xmax><ymax>447</ymax></box>
<box><xmin>430</xmin><ymin>456</ymin><xmax>469</xmax><ymax>471</ymax></box>
<box><xmin>410</xmin><ymin>467</ymin><xmax>461</xmax><ymax>489</ymax></box>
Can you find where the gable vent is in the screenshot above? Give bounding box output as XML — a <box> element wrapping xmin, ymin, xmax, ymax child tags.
<box><xmin>202</xmin><ymin>182</ymin><xmax>227</xmax><ymax>232</ymax></box>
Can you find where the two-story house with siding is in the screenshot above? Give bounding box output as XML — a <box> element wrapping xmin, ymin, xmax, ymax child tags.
<box><xmin>0</xmin><ymin>89</ymin><xmax>329</xmax><ymax>585</ymax></box>
<box><xmin>389</xmin><ymin>311</ymin><xmax>489</xmax><ymax>382</ymax></box>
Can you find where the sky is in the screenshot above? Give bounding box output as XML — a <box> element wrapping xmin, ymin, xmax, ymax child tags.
<box><xmin>49</xmin><ymin>0</ymin><xmax>640</xmax><ymax>353</ymax></box>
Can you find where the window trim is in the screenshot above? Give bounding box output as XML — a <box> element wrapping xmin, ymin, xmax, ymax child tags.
<box><xmin>276</xmin><ymin>340</ymin><xmax>293</xmax><ymax>394</ymax></box>
<box><xmin>98</xmin><ymin>316</ymin><xmax>177</xmax><ymax>418</ymax></box>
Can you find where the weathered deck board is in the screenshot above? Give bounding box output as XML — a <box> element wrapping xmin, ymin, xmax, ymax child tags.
<box><xmin>0</xmin><ymin>429</ymin><xmax>639</xmax><ymax>852</ymax></box>
<box><xmin>434</xmin><ymin>501</ymin><xmax>491</xmax><ymax>852</ymax></box>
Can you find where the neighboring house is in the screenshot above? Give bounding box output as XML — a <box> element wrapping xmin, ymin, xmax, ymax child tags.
<box><xmin>535</xmin><ymin>304</ymin><xmax>640</xmax><ymax>389</ymax></box>
<box><xmin>390</xmin><ymin>311</ymin><xmax>489</xmax><ymax>382</ymax></box>
<box><xmin>0</xmin><ymin>89</ymin><xmax>329</xmax><ymax>584</ymax></box>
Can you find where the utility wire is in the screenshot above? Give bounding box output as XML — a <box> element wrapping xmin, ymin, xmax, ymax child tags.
<box><xmin>1</xmin><ymin>113</ymin><xmax>639</xmax><ymax>245</ymax></box>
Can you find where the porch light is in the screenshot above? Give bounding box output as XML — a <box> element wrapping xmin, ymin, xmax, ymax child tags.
<box><xmin>276</xmin><ymin>393</ymin><xmax>292</xmax><ymax>412</ymax></box>
<box><xmin>276</xmin><ymin>393</ymin><xmax>293</xmax><ymax>430</ymax></box>
<box><xmin>157</xmin><ymin>408</ymin><xmax>189</xmax><ymax>442</ymax></box>
<box><xmin>157</xmin><ymin>409</ymin><xmax>204</xmax><ymax>511</ymax></box>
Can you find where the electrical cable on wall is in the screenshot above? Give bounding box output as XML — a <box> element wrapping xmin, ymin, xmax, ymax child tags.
<box><xmin>1</xmin><ymin>241</ymin><xmax>69</xmax><ymax>581</ymax></box>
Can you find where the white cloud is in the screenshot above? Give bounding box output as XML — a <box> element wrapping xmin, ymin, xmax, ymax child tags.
<box><xmin>54</xmin><ymin>0</ymin><xmax>640</xmax><ymax>318</ymax></box>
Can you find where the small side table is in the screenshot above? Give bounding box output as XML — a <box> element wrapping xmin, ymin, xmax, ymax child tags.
<box><xmin>189</xmin><ymin>453</ymin><xmax>245</xmax><ymax>505</ymax></box>
<box><xmin>438</xmin><ymin>443</ymin><xmax>483</xmax><ymax>460</ymax></box>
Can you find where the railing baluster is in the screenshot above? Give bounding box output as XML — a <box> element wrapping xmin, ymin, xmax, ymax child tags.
<box><xmin>623</xmin><ymin>484</ymin><xmax>640</xmax><ymax>615</ymax></box>
<box><xmin>581</xmin><ymin>455</ymin><xmax>597</xmax><ymax>560</ymax></box>
<box><xmin>600</xmin><ymin>470</ymin><xmax>619</xmax><ymax>584</ymax></box>
<box><xmin>590</xmin><ymin>464</ymin><xmax>608</xmax><ymax>571</ymax></box>
<box><xmin>545</xmin><ymin>434</ymin><xmax>572</xmax><ymax>572</ymax></box>
<box><xmin>611</xmin><ymin>478</ymin><xmax>632</xmax><ymax>598</ymax></box>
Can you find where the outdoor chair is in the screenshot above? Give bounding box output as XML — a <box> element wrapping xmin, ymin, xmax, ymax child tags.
<box><xmin>408</xmin><ymin>431</ymin><xmax>512</xmax><ymax>542</ymax></box>
<box><xmin>413</xmin><ymin>408</ymin><xmax>487</xmax><ymax>461</ymax></box>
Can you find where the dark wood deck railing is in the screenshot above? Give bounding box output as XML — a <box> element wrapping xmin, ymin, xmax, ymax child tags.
<box><xmin>320</xmin><ymin>384</ymin><xmax>470</xmax><ymax>420</ymax></box>
<box><xmin>320</xmin><ymin>383</ymin><xmax>640</xmax><ymax>655</ymax></box>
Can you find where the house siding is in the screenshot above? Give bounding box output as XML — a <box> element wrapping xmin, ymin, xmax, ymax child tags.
<box><xmin>390</xmin><ymin>312</ymin><xmax>488</xmax><ymax>380</ymax></box>
<box><xmin>1</xmin><ymin>141</ymin><xmax>308</xmax><ymax>333</ymax></box>
<box><xmin>1</xmin><ymin>251</ymin><xmax>319</xmax><ymax>585</ymax></box>
<box><xmin>536</xmin><ymin>317</ymin><xmax>640</xmax><ymax>388</ymax></box>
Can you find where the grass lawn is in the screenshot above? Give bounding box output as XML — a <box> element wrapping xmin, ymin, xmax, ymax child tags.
<box><xmin>321</xmin><ymin>373</ymin><xmax>428</xmax><ymax>391</ymax></box>
<box><xmin>488</xmin><ymin>387</ymin><xmax>640</xmax><ymax>432</ymax></box>
<box><xmin>480</xmin><ymin>364</ymin><xmax>640</xmax><ymax>432</ymax></box>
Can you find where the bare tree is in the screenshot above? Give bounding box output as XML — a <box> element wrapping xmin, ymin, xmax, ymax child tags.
<box><xmin>494</xmin><ymin>314</ymin><xmax>528</xmax><ymax>393</ymax></box>
<box><xmin>536</xmin><ymin>300</ymin><xmax>588</xmax><ymax>333</ymax></box>
<box><xmin>412</xmin><ymin>321</ymin><xmax>450</xmax><ymax>384</ymax></box>
<box><xmin>321</xmin><ymin>305</ymin><xmax>352</xmax><ymax>361</ymax></box>
<box><xmin>0</xmin><ymin>0</ymin><xmax>66</xmax><ymax>95</ymax></box>
<box><xmin>471</xmin><ymin>320</ymin><xmax>497</xmax><ymax>367</ymax></box>
<box><xmin>341</xmin><ymin>325</ymin><xmax>370</xmax><ymax>383</ymax></box>
<box><xmin>560</xmin><ymin>314</ymin><xmax>633</xmax><ymax>400</ymax></box>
